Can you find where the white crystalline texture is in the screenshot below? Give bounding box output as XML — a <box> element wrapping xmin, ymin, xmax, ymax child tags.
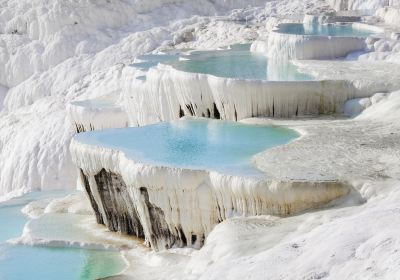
<box><xmin>0</xmin><ymin>0</ymin><xmax>264</xmax><ymax>87</ymax></box>
<box><xmin>343</xmin><ymin>92</ymin><xmax>389</xmax><ymax>116</ymax></box>
<box><xmin>67</xmin><ymin>95</ymin><xmax>129</xmax><ymax>132</ymax></box>
<box><xmin>263</xmin><ymin>23</ymin><xmax>382</xmax><ymax>60</ymax></box>
<box><xmin>0</xmin><ymin>98</ymin><xmax>77</xmax><ymax>198</ymax></box>
<box><xmin>0</xmin><ymin>84</ymin><xmax>8</xmax><ymax>111</ymax></box>
<box><xmin>357</xmin><ymin>90</ymin><xmax>400</xmax><ymax>122</ymax></box>
<box><xmin>267</xmin><ymin>29</ymin><xmax>367</xmax><ymax>59</ymax></box>
<box><xmin>328</xmin><ymin>0</ymin><xmax>393</xmax><ymax>11</ymax></box>
<box><xmin>303</xmin><ymin>14</ymin><xmax>363</xmax><ymax>25</ymax></box>
<box><xmin>182</xmin><ymin>92</ymin><xmax>400</xmax><ymax>280</ymax></box>
<box><xmin>70</xmin><ymin>138</ymin><xmax>350</xmax><ymax>251</ymax></box>
<box><xmin>125</xmin><ymin>64</ymin><xmax>358</xmax><ymax>124</ymax></box>
<box><xmin>376</xmin><ymin>6</ymin><xmax>400</xmax><ymax>27</ymax></box>
<box><xmin>343</xmin><ymin>97</ymin><xmax>372</xmax><ymax>116</ymax></box>
<box><xmin>0</xmin><ymin>0</ymin><xmax>269</xmax><ymax>198</ymax></box>
<box><xmin>1</xmin><ymin>0</ymin><xmax>400</xmax><ymax>278</ymax></box>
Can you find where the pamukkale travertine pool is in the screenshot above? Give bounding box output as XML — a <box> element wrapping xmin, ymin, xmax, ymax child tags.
<box><xmin>0</xmin><ymin>193</ymin><xmax>126</xmax><ymax>280</ymax></box>
<box><xmin>276</xmin><ymin>23</ymin><xmax>374</xmax><ymax>37</ymax></box>
<box><xmin>133</xmin><ymin>44</ymin><xmax>314</xmax><ymax>81</ymax></box>
<box><xmin>265</xmin><ymin>22</ymin><xmax>379</xmax><ymax>60</ymax></box>
<box><xmin>74</xmin><ymin>118</ymin><xmax>299</xmax><ymax>176</ymax></box>
<box><xmin>131</xmin><ymin>53</ymin><xmax>180</xmax><ymax>71</ymax></box>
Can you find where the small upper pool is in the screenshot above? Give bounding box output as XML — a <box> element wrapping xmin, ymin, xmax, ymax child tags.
<box><xmin>74</xmin><ymin>119</ymin><xmax>299</xmax><ymax>176</ymax></box>
<box><xmin>169</xmin><ymin>45</ymin><xmax>313</xmax><ymax>81</ymax></box>
<box><xmin>131</xmin><ymin>53</ymin><xmax>180</xmax><ymax>71</ymax></box>
<box><xmin>276</xmin><ymin>23</ymin><xmax>374</xmax><ymax>37</ymax></box>
<box><xmin>131</xmin><ymin>44</ymin><xmax>314</xmax><ymax>81</ymax></box>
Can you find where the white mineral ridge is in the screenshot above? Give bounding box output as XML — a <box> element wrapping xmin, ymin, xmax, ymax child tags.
<box><xmin>343</xmin><ymin>92</ymin><xmax>389</xmax><ymax>117</ymax></box>
<box><xmin>357</xmin><ymin>90</ymin><xmax>400</xmax><ymax>122</ymax></box>
<box><xmin>184</xmin><ymin>181</ymin><xmax>400</xmax><ymax>280</ymax></box>
<box><xmin>0</xmin><ymin>0</ymin><xmax>333</xmax><ymax>198</ymax></box>
<box><xmin>181</xmin><ymin>91</ymin><xmax>400</xmax><ymax>280</ymax></box>
<box><xmin>376</xmin><ymin>6</ymin><xmax>400</xmax><ymax>27</ymax></box>
<box><xmin>0</xmin><ymin>84</ymin><xmax>8</xmax><ymax>111</ymax></box>
<box><xmin>125</xmin><ymin>63</ymin><xmax>358</xmax><ymax>124</ymax></box>
<box><xmin>343</xmin><ymin>97</ymin><xmax>372</xmax><ymax>116</ymax></box>
<box><xmin>265</xmin><ymin>23</ymin><xmax>372</xmax><ymax>60</ymax></box>
<box><xmin>13</xmin><ymin>192</ymin><xmax>140</xmax><ymax>252</ymax></box>
<box><xmin>66</xmin><ymin>94</ymin><xmax>129</xmax><ymax>131</ymax></box>
<box><xmin>116</xmin><ymin>90</ymin><xmax>400</xmax><ymax>280</ymax></box>
<box><xmin>328</xmin><ymin>0</ymin><xmax>393</xmax><ymax>11</ymax></box>
<box><xmin>0</xmin><ymin>0</ymin><xmax>275</xmax><ymax>198</ymax></box>
<box><xmin>2</xmin><ymin>0</ymin><xmax>400</xmax><ymax>278</ymax></box>
<box><xmin>71</xmin><ymin>131</ymin><xmax>349</xmax><ymax>250</ymax></box>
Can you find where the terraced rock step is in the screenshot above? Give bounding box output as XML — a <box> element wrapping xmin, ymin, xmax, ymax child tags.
<box><xmin>71</xmin><ymin>119</ymin><xmax>350</xmax><ymax>250</ymax></box>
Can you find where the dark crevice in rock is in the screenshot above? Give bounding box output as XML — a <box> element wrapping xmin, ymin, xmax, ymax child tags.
<box><xmin>94</xmin><ymin>169</ymin><xmax>144</xmax><ymax>238</ymax></box>
<box><xmin>85</xmin><ymin>169</ymin><xmax>188</xmax><ymax>251</ymax></box>
<box><xmin>80</xmin><ymin>169</ymin><xmax>103</xmax><ymax>224</ymax></box>
<box><xmin>213</xmin><ymin>102</ymin><xmax>221</xmax><ymax>119</ymax></box>
<box><xmin>139</xmin><ymin>187</ymin><xmax>187</xmax><ymax>250</ymax></box>
<box><xmin>186</xmin><ymin>104</ymin><xmax>195</xmax><ymax>116</ymax></box>
<box><xmin>207</xmin><ymin>108</ymin><xmax>211</xmax><ymax>118</ymax></box>
<box><xmin>74</xmin><ymin>122</ymin><xmax>95</xmax><ymax>133</ymax></box>
<box><xmin>178</xmin><ymin>228</ymin><xmax>187</xmax><ymax>245</ymax></box>
<box><xmin>234</xmin><ymin>104</ymin><xmax>238</xmax><ymax>121</ymax></box>
<box><xmin>75</xmin><ymin>123</ymin><xmax>86</xmax><ymax>133</ymax></box>
<box><xmin>272</xmin><ymin>99</ymin><xmax>275</xmax><ymax>117</ymax></box>
<box><xmin>179</xmin><ymin>106</ymin><xmax>185</xmax><ymax>118</ymax></box>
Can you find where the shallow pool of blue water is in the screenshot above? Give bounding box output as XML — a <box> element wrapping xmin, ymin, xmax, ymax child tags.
<box><xmin>277</xmin><ymin>23</ymin><xmax>374</xmax><ymax>37</ymax></box>
<box><xmin>0</xmin><ymin>244</ymin><xmax>125</xmax><ymax>280</ymax></box>
<box><xmin>171</xmin><ymin>45</ymin><xmax>313</xmax><ymax>81</ymax></box>
<box><xmin>0</xmin><ymin>193</ymin><xmax>125</xmax><ymax>280</ymax></box>
<box><xmin>131</xmin><ymin>44</ymin><xmax>313</xmax><ymax>81</ymax></box>
<box><xmin>131</xmin><ymin>53</ymin><xmax>180</xmax><ymax>70</ymax></box>
<box><xmin>75</xmin><ymin>119</ymin><xmax>299</xmax><ymax>176</ymax></box>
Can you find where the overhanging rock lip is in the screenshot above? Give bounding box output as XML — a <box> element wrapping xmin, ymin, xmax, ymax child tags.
<box><xmin>71</xmin><ymin>134</ymin><xmax>351</xmax><ymax>203</ymax></box>
<box><xmin>71</xmin><ymin>126</ymin><xmax>353</xmax><ymax>251</ymax></box>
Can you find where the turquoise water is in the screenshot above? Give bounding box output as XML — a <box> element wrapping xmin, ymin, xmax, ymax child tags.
<box><xmin>131</xmin><ymin>45</ymin><xmax>313</xmax><ymax>81</ymax></box>
<box><xmin>131</xmin><ymin>53</ymin><xmax>180</xmax><ymax>70</ymax></box>
<box><xmin>277</xmin><ymin>23</ymin><xmax>374</xmax><ymax>37</ymax></box>
<box><xmin>0</xmin><ymin>193</ymin><xmax>125</xmax><ymax>280</ymax></box>
<box><xmin>0</xmin><ymin>204</ymin><xmax>27</xmax><ymax>242</ymax></box>
<box><xmin>0</xmin><ymin>245</ymin><xmax>125</xmax><ymax>280</ymax></box>
<box><xmin>75</xmin><ymin>119</ymin><xmax>298</xmax><ymax>176</ymax></box>
<box><xmin>169</xmin><ymin>45</ymin><xmax>313</xmax><ymax>81</ymax></box>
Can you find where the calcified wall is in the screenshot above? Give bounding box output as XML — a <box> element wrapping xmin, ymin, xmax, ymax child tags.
<box><xmin>66</xmin><ymin>101</ymin><xmax>129</xmax><ymax>133</ymax></box>
<box><xmin>124</xmin><ymin>65</ymin><xmax>357</xmax><ymax>126</ymax></box>
<box><xmin>71</xmin><ymin>139</ymin><xmax>350</xmax><ymax>251</ymax></box>
<box><xmin>266</xmin><ymin>25</ymin><xmax>368</xmax><ymax>60</ymax></box>
<box><xmin>0</xmin><ymin>0</ymin><xmax>268</xmax><ymax>88</ymax></box>
<box><xmin>376</xmin><ymin>6</ymin><xmax>400</xmax><ymax>27</ymax></box>
<box><xmin>328</xmin><ymin>0</ymin><xmax>391</xmax><ymax>11</ymax></box>
<box><xmin>303</xmin><ymin>14</ymin><xmax>362</xmax><ymax>24</ymax></box>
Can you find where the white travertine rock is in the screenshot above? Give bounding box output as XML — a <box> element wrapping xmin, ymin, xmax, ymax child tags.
<box><xmin>329</xmin><ymin>0</ymin><xmax>391</xmax><ymax>11</ymax></box>
<box><xmin>343</xmin><ymin>97</ymin><xmax>372</xmax><ymax>116</ymax></box>
<box><xmin>67</xmin><ymin>95</ymin><xmax>129</xmax><ymax>132</ymax></box>
<box><xmin>265</xmin><ymin>23</ymin><xmax>382</xmax><ymax>60</ymax></box>
<box><xmin>70</xmin><ymin>135</ymin><xmax>350</xmax><ymax>251</ymax></box>
<box><xmin>124</xmin><ymin>64</ymin><xmax>357</xmax><ymax>125</ymax></box>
